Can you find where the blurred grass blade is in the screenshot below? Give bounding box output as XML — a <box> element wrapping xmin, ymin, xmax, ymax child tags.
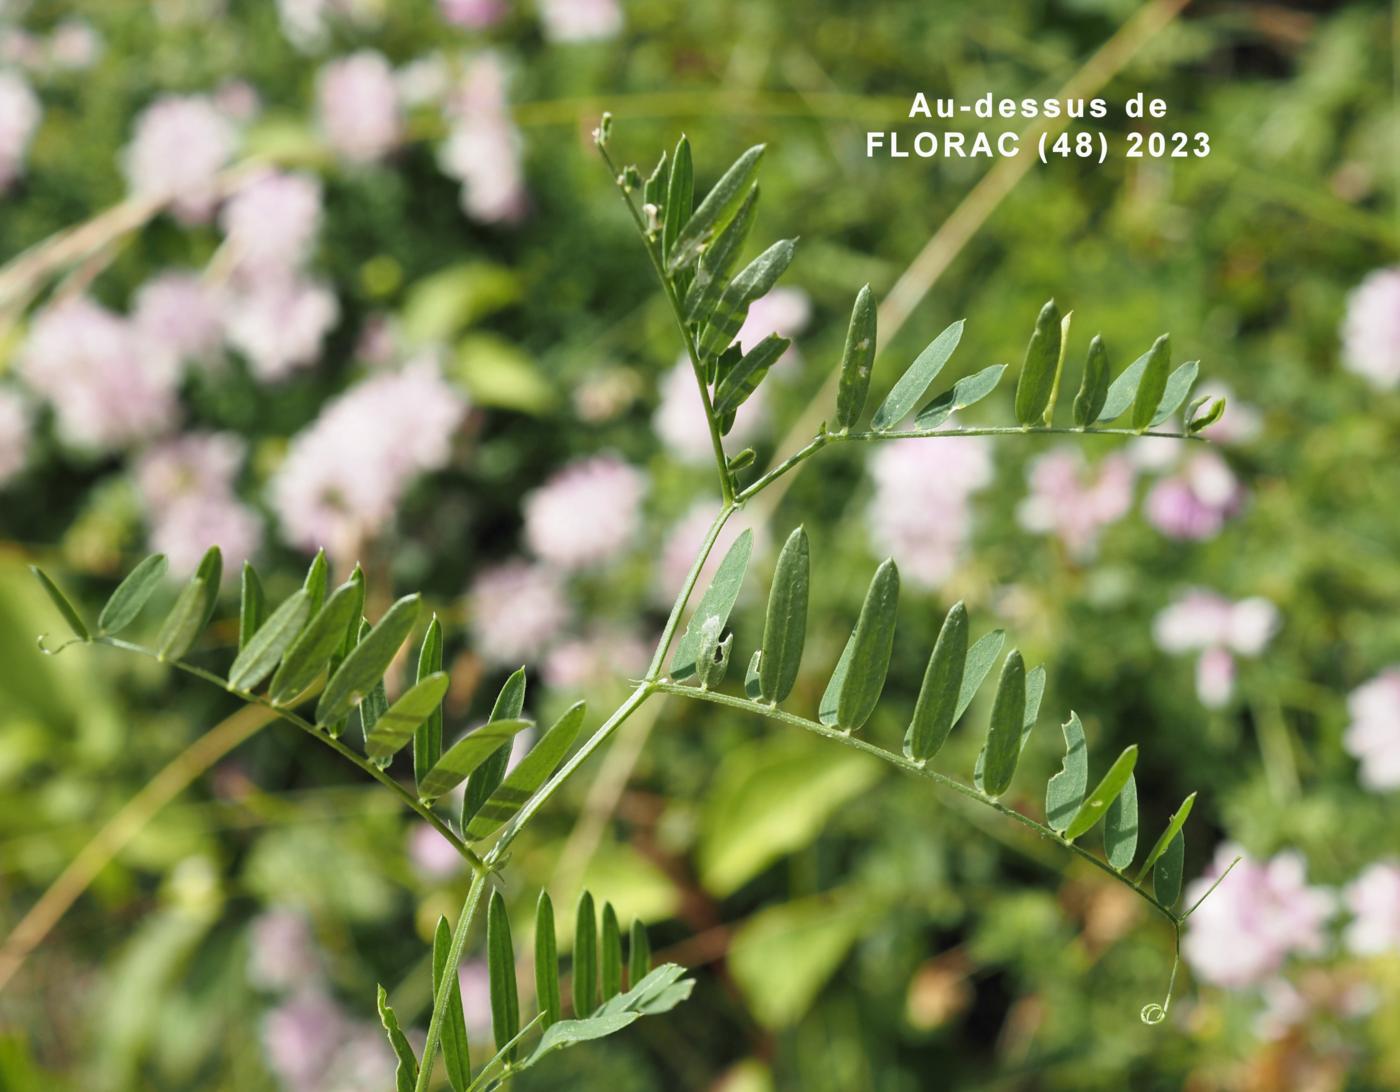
<box><xmin>413</xmin><ymin>616</ymin><xmax>445</xmax><ymax>786</ymax></box>
<box><xmin>1095</xmin><ymin>345</ymin><xmax>1153</xmax><ymax>423</ymax></box>
<box><xmin>487</xmin><ymin>890</ymin><xmax>521</xmax><ymax>1061</ymax></box>
<box><xmin>1130</xmin><ymin>334</ymin><xmax>1171</xmax><ymax>431</ymax></box>
<box><xmin>434</xmin><ymin>916</ymin><xmax>472</xmax><ymax>1092</ymax></box>
<box><xmin>1154</xmin><ymin>830</ymin><xmax>1186</xmax><ymax>909</ymax></box>
<box><xmin>1072</xmin><ymin>335</ymin><xmax>1110</xmax><ymax>427</ymax></box>
<box><xmin>1104</xmin><ymin>772</ymin><xmax>1139</xmax><ymax>871</ymax></box>
<box><xmin>228</xmin><ymin>589</ymin><xmax>311</xmax><ymax>693</ymax></box>
<box><xmin>156</xmin><ymin>546</ymin><xmax>221</xmax><ymax>661</ymax></box>
<box><xmin>953</xmin><ymin>629</ymin><xmax>1006</xmax><ymax>722</ymax></box>
<box><xmin>376</xmin><ymin>985</ymin><xmax>418</xmax><ymax>1092</ymax></box>
<box><xmin>1063</xmin><ymin>745</ymin><xmax>1139</xmax><ymax>841</ymax></box>
<box><xmin>667</xmin><ymin>144</ymin><xmax>764</xmax><ymax>272</ymax></box>
<box><xmin>316</xmin><ymin>593</ymin><xmax>422</xmax><ymax>725</ymax></box>
<box><xmin>1014</xmin><ymin>300</ymin><xmax>1061</xmax><ymax>426</ymax></box>
<box><xmin>365</xmin><ymin>672</ymin><xmax>451</xmax><ymax>767</ymax></box>
<box><xmin>269</xmin><ymin>580</ymin><xmax>361</xmax><ymax>704</ymax></box>
<box><xmin>834</xmin><ymin>285</ymin><xmax>877</xmax><ymax>431</ymax></box>
<box><xmin>1045</xmin><ymin>712</ymin><xmax>1088</xmax><ymax>833</ymax></box>
<box><xmin>535</xmin><ymin>892</ymin><xmax>562</xmax><ymax>1029</ymax></box>
<box><xmin>238</xmin><ymin>562</ymin><xmax>265</xmax><ymax>650</ymax></box>
<box><xmin>1150</xmin><ymin>360</ymin><xmax>1200</xmax><ymax>426</ymax></box>
<box><xmin>1135</xmin><ymin>792</ymin><xmax>1197</xmax><ymax>884</ymax></box>
<box><xmin>834</xmin><ymin>559</ymin><xmax>900</xmax><ymax>733</ymax></box>
<box><xmin>905</xmin><ymin>601</ymin><xmax>968</xmax><ymax>762</ymax></box>
<box><xmin>914</xmin><ymin>363</ymin><xmax>1007</xmax><ymax>430</ymax></box>
<box><xmin>698</xmin><ymin>239</ymin><xmax>796</xmax><ymax>361</ymax></box>
<box><xmin>303</xmin><ymin>548</ymin><xmax>329</xmax><ymax>616</ymax></box>
<box><xmin>683</xmin><ymin>185</ymin><xmax>757</xmax><ymax>325</ymax></box>
<box><xmin>628</xmin><ymin>920</ymin><xmax>650</xmax><ymax>988</ymax></box>
<box><xmin>574</xmin><ymin>892</ymin><xmax>598</xmax><ymax>1017</ymax></box>
<box><xmin>418</xmin><ymin>718</ymin><xmax>531</xmax><ymax>802</ymax></box>
<box><xmin>30</xmin><ymin>566</ymin><xmax>90</xmax><ymax>642</ymax></box>
<box><xmin>98</xmin><ymin>554</ymin><xmax>167</xmax><ymax>636</ymax></box>
<box><xmin>600</xmin><ymin>903</ymin><xmax>623</xmax><ymax>1001</ymax></box>
<box><xmin>464</xmin><ymin>667</ymin><xmax>528</xmax><ymax>826</ymax></box>
<box><xmin>714</xmin><ymin>333</ymin><xmax>790</xmax><ymax>419</ymax></box>
<box><xmin>758</xmin><ymin>526</ymin><xmax>810</xmax><ymax>705</ymax></box>
<box><xmin>661</xmin><ymin>135</ymin><xmax>692</xmax><ymax>262</ymax></box>
<box><xmin>872</xmin><ymin>319</ymin><xmax>964</xmax><ymax>431</ymax></box>
<box><xmin>671</xmin><ymin>530</ymin><xmax>753</xmax><ymax>679</ymax></box>
<box><xmin>466</xmin><ymin>701</ymin><xmax>586</xmax><ymax>839</ymax></box>
<box><xmin>979</xmin><ymin>650</ymin><xmax>1025</xmax><ymax>797</ymax></box>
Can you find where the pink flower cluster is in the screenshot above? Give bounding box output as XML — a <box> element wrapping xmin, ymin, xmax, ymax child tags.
<box><xmin>1343</xmin><ymin>669</ymin><xmax>1400</xmax><ymax>791</ymax></box>
<box><xmin>438</xmin><ymin>53</ymin><xmax>527</xmax><ymax>224</ymax></box>
<box><xmin>1342</xmin><ymin>267</ymin><xmax>1400</xmax><ymax>390</ymax></box>
<box><xmin>538</xmin><ymin>0</ymin><xmax>624</xmax><ymax>42</ymax></box>
<box><xmin>1017</xmin><ymin>447</ymin><xmax>1135</xmax><ymax>559</ymax></box>
<box><xmin>121</xmin><ymin>94</ymin><xmax>236</xmax><ymax>223</ymax></box>
<box><xmin>1</xmin><ymin>18</ymin><xmax>102</xmax><ymax>75</ymax></box>
<box><xmin>0</xmin><ymin>71</ymin><xmax>40</xmax><ymax>191</ymax></box>
<box><xmin>316</xmin><ymin>50</ymin><xmax>402</xmax><ymax>163</ymax></box>
<box><xmin>1143</xmin><ymin>451</ymin><xmax>1244</xmax><ymax>541</ymax></box>
<box><xmin>1152</xmin><ymin>588</ymin><xmax>1279</xmax><ymax>707</ymax></box>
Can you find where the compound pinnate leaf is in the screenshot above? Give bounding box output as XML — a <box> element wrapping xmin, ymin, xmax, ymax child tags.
<box><xmin>30</xmin><ymin>566</ymin><xmax>90</xmax><ymax>643</ymax></box>
<box><xmin>661</xmin><ymin>135</ymin><xmax>692</xmax><ymax>261</ymax></box>
<box><xmin>872</xmin><ymin>319</ymin><xmax>965</xmax><ymax>431</ymax></box>
<box><xmin>628</xmin><ymin>919</ymin><xmax>651</xmax><ymax>989</ymax></box>
<box><xmin>1072</xmin><ymin>335</ymin><xmax>1110</xmax><ymax>428</ymax></box>
<box><xmin>714</xmin><ymin>333</ymin><xmax>790</xmax><ymax>419</ymax></box>
<box><xmin>601</xmin><ymin>903</ymin><xmax>623</xmax><ymax>1001</ymax></box>
<box><xmin>980</xmin><ymin>649</ymin><xmax>1026</xmax><ymax>797</ymax></box>
<box><xmin>269</xmin><ymin>580</ymin><xmax>361</xmax><ymax>704</ymax></box>
<box><xmin>672</xmin><ymin>530</ymin><xmax>753</xmax><ymax>680</ymax></box>
<box><xmin>1064</xmin><ymin>745</ymin><xmax>1139</xmax><ymax>841</ymax></box>
<box><xmin>758</xmin><ymin>526</ymin><xmax>810</xmax><ymax>705</ymax></box>
<box><xmin>834</xmin><ymin>559</ymin><xmax>900</xmax><ymax>733</ymax></box>
<box><xmin>905</xmin><ymin>601</ymin><xmax>968</xmax><ymax>762</ymax></box>
<box><xmin>1104</xmin><ymin>772</ymin><xmax>1139</xmax><ymax>871</ymax></box>
<box><xmin>98</xmin><ymin>553</ymin><xmax>168</xmax><ymax>636</ymax></box>
<box><xmin>316</xmin><ymin>593</ymin><xmax>421</xmax><ymax>725</ymax></box>
<box><xmin>433</xmin><ymin>917</ymin><xmax>472</xmax><ymax>1092</ymax></box>
<box><xmin>227</xmin><ymin>589</ymin><xmax>311</xmax><ymax>693</ymax></box>
<box><xmin>487</xmin><ymin>890</ymin><xmax>520</xmax><ymax>1060</ymax></box>
<box><xmin>1095</xmin><ymin>344</ymin><xmax>1153</xmax><ymax>423</ymax></box>
<box><xmin>834</xmin><ymin>285</ymin><xmax>877</xmax><ymax>431</ymax></box>
<box><xmin>419</xmin><ymin>718</ymin><xmax>531</xmax><ymax>802</ymax></box>
<box><xmin>914</xmin><ymin>363</ymin><xmax>1007</xmax><ymax>430</ymax></box>
<box><xmin>1014</xmin><ymin>300</ymin><xmax>1062</xmax><ymax>426</ymax></box>
<box><xmin>365</xmin><ymin>672</ymin><xmax>451</xmax><ymax>767</ymax></box>
<box><xmin>1153</xmin><ymin>830</ymin><xmax>1185</xmax><ymax>909</ymax></box>
<box><xmin>156</xmin><ymin>546</ymin><xmax>221</xmax><ymax>661</ymax></box>
<box><xmin>1136</xmin><ymin>792</ymin><xmax>1197</xmax><ymax>884</ymax></box>
<box><xmin>1150</xmin><ymin>360</ymin><xmax>1200</xmax><ymax>426</ymax></box>
<box><xmin>1130</xmin><ymin>334</ymin><xmax>1171</xmax><ymax>431</ymax></box>
<box><xmin>521</xmin><ymin>965</ymin><xmax>694</xmax><ymax>1069</ymax></box>
<box><xmin>376</xmin><ymin>985</ymin><xmax>418</xmax><ymax>1092</ymax></box>
<box><xmin>1045</xmin><ymin>712</ymin><xmax>1088</xmax><ymax>833</ymax></box>
<box><xmin>535</xmin><ymin>892</ymin><xmax>562</xmax><ymax>1029</ymax></box>
<box><xmin>413</xmin><ymin>616</ymin><xmax>445</xmax><ymax>786</ymax></box>
<box><xmin>953</xmin><ymin>629</ymin><xmax>1006</xmax><ymax>723</ymax></box>
<box><xmin>574</xmin><ymin>892</ymin><xmax>598</xmax><ymax>1018</ymax></box>
<box><xmin>238</xmin><ymin>562</ymin><xmax>265</xmax><ymax>650</ymax></box>
<box><xmin>667</xmin><ymin>144</ymin><xmax>764</xmax><ymax>272</ymax></box>
<box><xmin>465</xmin><ymin>701</ymin><xmax>586</xmax><ymax>839</ymax></box>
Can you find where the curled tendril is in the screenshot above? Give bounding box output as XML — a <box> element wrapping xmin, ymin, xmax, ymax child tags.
<box><xmin>1139</xmin><ymin>1001</ymin><xmax>1167</xmax><ymax>1025</ymax></box>
<box><xmin>1140</xmin><ymin>928</ymin><xmax>1182</xmax><ymax>1026</ymax></box>
<box><xmin>36</xmin><ymin>632</ymin><xmax>84</xmax><ymax>656</ymax></box>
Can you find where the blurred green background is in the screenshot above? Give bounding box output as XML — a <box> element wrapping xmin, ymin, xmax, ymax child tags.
<box><xmin>1</xmin><ymin>0</ymin><xmax>1398</xmax><ymax>1088</ymax></box>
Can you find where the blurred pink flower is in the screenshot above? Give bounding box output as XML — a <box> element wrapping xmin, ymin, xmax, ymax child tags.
<box><xmin>135</xmin><ymin>432</ymin><xmax>244</xmax><ymax>508</ymax></box>
<box><xmin>220</xmin><ymin>171</ymin><xmax>323</xmax><ymax>277</ymax></box>
<box><xmin>317</xmin><ymin>51</ymin><xmax>401</xmax><ymax>163</ymax></box>
<box><xmin>261</xmin><ymin>990</ymin><xmax>347</xmax><ymax>1090</ymax></box>
<box><xmin>1342</xmin><ymin>267</ymin><xmax>1400</xmax><ymax>390</ymax></box>
<box><xmin>1344</xmin><ymin>861</ymin><xmax>1400</xmax><ymax>955</ymax></box>
<box><xmin>213</xmin><ymin>79</ymin><xmax>261</xmax><ymax>122</ymax></box>
<box><xmin>457</xmin><ymin>960</ymin><xmax>493</xmax><ymax>1036</ymax></box>
<box><xmin>1343</xmin><ymin>669</ymin><xmax>1400</xmax><ymax>791</ymax></box>
<box><xmin>439</xmin><ymin>0</ymin><xmax>507</xmax><ymax>28</ymax></box>
<box><xmin>539</xmin><ymin>0</ymin><xmax>623</xmax><ymax>42</ymax></box>
<box><xmin>121</xmin><ymin>94</ymin><xmax>235</xmax><ymax>223</ymax></box>
<box><xmin>438</xmin><ymin>53</ymin><xmax>527</xmax><ymax>224</ymax></box>
<box><xmin>276</xmin><ymin>0</ymin><xmax>379</xmax><ymax>52</ymax></box>
<box><xmin>865</xmin><ymin>431</ymin><xmax>992</xmax><ymax>589</ymax></box>
<box><xmin>148</xmin><ymin>491</ymin><xmax>263</xmax><ymax>575</ymax></box>
<box><xmin>0</xmin><ymin>71</ymin><xmax>40</xmax><ymax>190</ymax></box>
<box><xmin>1144</xmin><ymin>451</ymin><xmax>1244</xmax><ymax>541</ymax></box>
<box><xmin>19</xmin><ymin>297</ymin><xmax>179</xmax><ymax>451</ymax></box>
<box><xmin>523</xmin><ymin>454</ymin><xmax>646</xmax><ymax>570</ymax></box>
<box><xmin>132</xmin><ymin>271</ymin><xmax>224</xmax><ymax>367</ymax></box>
<box><xmin>408</xmin><ymin>823</ymin><xmax>464</xmax><ymax>879</ymax></box>
<box><xmin>247</xmin><ymin>909</ymin><xmax>321</xmax><ymax>992</ymax></box>
<box><xmin>1153</xmin><ymin>589</ymin><xmax>1279</xmax><ymax>708</ymax></box>
<box><xmin>321</xmin><ymin>1027</ymin><xmax>397</xmax><ymax>1092</ymax></box>
<box><xmin>395</xmin><ymin>55</ymin><xmax>451</xmax><ymax>108</ymax></box>
<box><xmin>47</xmin><ymin>19</ymin><xmax>101</xmax><ymax>70</ymax></box>
<box><xmin>1183</xmin><ymin>843</ymin><xmax>1334</xmax><ymax>988</ymax></box>
<box><xmin>736</xmin><ymin>286</ymin><xmax>811</xmax><ymax>356</ymax></box>
<box><xmin>224</xmin><ymin>275</ymin><xmax>339</xmax><ymax>381</ymax></box>
<box><xmin>655</xmin><ymin>500</ymin><xmax>768</xmax><ymax>604</ymax></box>
<box><xmin>0</xmin><ymin>29</ymin><xmax>42</xmax><ymax>69</ymax></box>
<box><xmin>135</xmin><ymin>433</ymin><xmax>263</xmax><ymax>573</ymax></box>
<box><xmin>0</xmin><ymin>389</ymin><xmax>31</xmax><ymax>486</ymax></box>
<box><xmin>270</xmin><ymin>361</ymin><xmax>466</xmax><ymax>555</ymax></box>
<box><xmin>469</xmin><ymin>559</ymin><xmax>570</xmax><ymax>665</ymax></box>
<box><xmin>543</xmin><ymin>628</ymin><xmax>650</xmax><ymax>689</ymax></box>
<box><xmin>1017</xmin><ymin>447</ymin><xmax>1135</xmax><ymax>559</ymax></box>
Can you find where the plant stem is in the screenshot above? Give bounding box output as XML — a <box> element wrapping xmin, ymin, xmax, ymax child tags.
<box><xmin>415</xmin><ymin>868</ymin><xmax>491</xmax><ymax>1092</ymax></box>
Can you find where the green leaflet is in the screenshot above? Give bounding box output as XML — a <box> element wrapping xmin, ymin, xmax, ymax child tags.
<box><xmin>667</xmin><ymin>144</ymin><xmax>764</xmax><ymax>272</ymax></box>
<box><xmin>521</xmin><ymin>964</ymin><xmax>693</xmax><ymax>1069</ymax></box>
<box><xmin>316</xmin><ymin>593</ymin><xmax>422</xmax><ymax>725</ymax></box>
<box><xmin>339</xmin><ymin>565</ymin><xmax>366</xmax><ymax>657</ymax></box>
<box><xmin>1150</xmin><ymin>360</ymin><xmax>1200</xmax><ymax>426</ymax></box>
<box><xmin>30</xmin><ymin>566</ymin><xmax>89</xmax><ymax>643</ymax></box>
<box><xmin>833</xmin><ymin>559</ymin><xmax>900</xmax><ymax>733</ymax></box>
<box><xmin>1041</xmin><ymin>309</ymin><xmax>1073</xmax><ymax>426</ymax></box>
<box><xmin>697</xmin><ymin>239</ymin><xmax>796</xmax><ymax>361</ymax></box>
<box><xmin>376</xmin><ymin>985</ymin><xmax>418</xmax><ymax>1092</ymax></box>
<box><xmin>463</xmin><ymin>667</ymin><xmax>527</xmax><ymax>827</ymax></box>
<box><xmin>695</xmin><ymin>625</ymin><xmax>732</xmax><ymax>690</ymax></box>
<box><xmin>974</xmin><ymin>660</ymin><xmax>1043</xmax><ymax>790</ymax></box>
<box><xmin>433</xmin><ymin>916</ymin><xmax>472</xmax><ymax>1092</ymax></box>
<box><xmin>303</xmin><ymin>548</ymin><xmax>329</xmax><ymax>616</ymax></box>
<box><xmin>465</xmin><ymin>701</ymin><xmax>586</xmax><ymax>839</ymax></box>
<box><xmin>1153</xmin><ymin>830</ymin><xmax>1185</xmax><ymax>909</ymax></box>
<box><xmin>758</xmin><ymin>526</ymin><xmax>810</xmax><ymax>705</ymax></box>
<box><xmin>238</xmin><ymin>562</ymin><xmax>265</xmax><ymax>650</ymax></box>
<box><xmin>744</xmin><ymin>649</ymin><xmax>763</xmax><ymax>700</ymax></box>
<box><xmin>1104</xmin><ymin>772</ymin><xmax>1139</xmax><ymax>871</ymax></box>
<box><xmin>359</xmin><ymin>677</ymin><xmax>388</xmax><ymax>741</ymax></box>
<box><xmin>628</xmin><ymin>919</ymin><xmax>651</xmax><ymax>989</ymax></box>
<box><xmin>1130</xmin><ymin>334</ymin><xmax>1171</xmax><ymax>431</ymax></box>
<box><xmin>156</xmin><ymin>546</ymin><xmax>222</xmax><ymax>661</ymax></box>
<box><xmin>535</xmin><ymin>892</ymin><xmax>562</xmax><ymax>1029</ymax></box>
<box><xmin>268</xmin><ymin>580</ymin><xmax>361</xmax><ymax>705</ymax></box>
<box><xmin>600</xmin><ymin>903</ymin><xmax>623</xmax><ymax>1001</ymax></box>
<box><xmin>953</xmin><ymin>629</ymin><xmax>1006</xmax><ymax>722</ymax></box>
<box><xmin>1072</xmin><ymin>335</ymin><xmax>1109</xmax><ymax>428</ymax></box>
<box><xmin>98</xmin><ymin>553</ymin><xmax>168</xmax><ymax>636</ymax></box>
<box><xmin>1063</xmin><ymin>745</ymin><xmax>1139</xmax><ymax>841</ymax></box>
<box><xmin>418</xmin><ymin>718</ymin><xmax>531</xmax><ymax>802</ymax></box>
<box><xmin>642</xmin><ymin>150</ymin><xmax>668</xmax><ymax>213</ymax></box>
<box><xmin>1014</xmin><ymin>300</ymin><xmax>1061</xmax><ymax>426</ymax></box>
<box><xmin>671</xmin><ymin>530</ymin><xmax>753</xmax><ymax>680</ymax></box>
<box><xmin>227</xmin><ymin>589</ymin><xmax>312</xmax><ymax>693</ymax></box>
<box><xmin>487</xmin><ymin>890</ymin><xmax>520</xmax><ymax>1061</ymax></box>
<box><xmin>714</xmin><ymin>333</ymin><xmax>790</xmax><ymax>420</ymax></box>
<box><xmin>1136</xmin><ymin>792</ymin><xmax>1197</xmax><ymax>884</ymax></box>
<box><xmin>1188</xmin><ymin>396</ymin><xmax>1226</xmax><ymax>433</ymax></box>
<box><xmin>364</xmin><ymin>672</ymin><xmax>451</xmax><ymax>767</ymax></box>
<box><xmin>574</xmin><ymin>892</ymin><xmax>598</xmax><ymax>1018</ymax></box>
<box><xmin>683</xmin><ymin>185</ymin><xmax>757</xmax><ymax>326</ymax></box>
<box><xmin>661</xmin><ymin>135</ymin><xmax>692</xmax><ymax>262</ymax></box>
<box><xmin>834</xmin><ymin>285</ymin><xmax>877</xmax><ymax>432</ymax></box>
<box><xmin>1095</xmin><ymin>344</ymin><xmax>1153</xmax><ymax>423</ymax></box>
<box><xmin>979</xmin><ymin>650</ymin><xmax>1025</xmax><ymax>797</ymax></box>
<box><xmin>413</xmin><ymin>616</ymin><xmax>445</xmax><ymax>786</ymax></box>
<box><xmin>914</xmin><ymin>364</ymin><xmax>1007</xmax><ymax>430</ymax></box>
<box><xmin>871</xmin><ymin>319</ymin><xmax>965</xmax><ymax>431</ymax></box>
<box><xmin>1045</xmin><ymin>712</ymin><xmax>1088</xmax><ymax>833</ymax></box>
<box><xmin>904</xmin><ymin>601</ymin><xmax>968</xmax><ymax>762</ymax></box>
